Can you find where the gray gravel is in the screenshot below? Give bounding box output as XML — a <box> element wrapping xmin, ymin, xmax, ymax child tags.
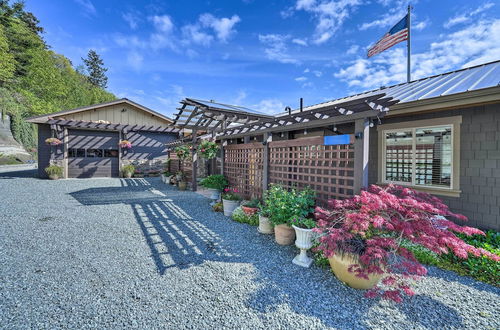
<box><xmin>0</xmin><ymin>167</ymin><xmax>499</xmax><ymax>329</ymax></box>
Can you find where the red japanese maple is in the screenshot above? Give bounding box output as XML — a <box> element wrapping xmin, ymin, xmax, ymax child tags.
<box><xmin>314</xmin><ymin>184</ymin><xmax>499</xmax><ymax>302</ymax></box>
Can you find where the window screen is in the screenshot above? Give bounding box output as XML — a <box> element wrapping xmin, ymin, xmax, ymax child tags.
<box><xmin>415</xmin><ymin>126</ymin><xmax>452</xmax><ymax>187</ymax></box>
<box><xmin>385</xmin><ymin>130</ymin><xmax>413</xmax><ymax>183</ymax></box>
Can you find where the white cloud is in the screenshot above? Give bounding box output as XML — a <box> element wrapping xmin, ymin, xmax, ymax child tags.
<box><xmin>313</xmin><ymin>70</ymin><xmax>323</xmax><ymax>77</ymax></box>
<box><xmin>292</xmin><ymin>38</ymin><xmax>308</xmax><ymax>46</ymax></box>
<box><xmin>122</xmin><ymin>12</ymin><xmax>139</xmax><ymax>30</ymax></box>
<box><xmin>254</xmin><ymin>99</ymin><xmax>285</xmax><ymax>114</ymax></box>
<box><xmin>151</xmin><ymin>15</ymin><xmax>174</xmax><ymax>33</ymax></box>
<box><xmin>295</xmin><ymin>76</ymin><xmax>308</xmax><ymax>82</ymax></box>
<box><xmin>334</xmin><ymin>19</ymin><xmax>500</xmax><ymax>90</ymax></box>
<box><xmin>346</xmin><ymin>44</ymin><xmax>359</xmax><ymax>55</ymax></box>
<box><xmin>444</xmin><ymin>2</ymin><xmax>494</xmax><ymax>28</ymax></box>
<box><xmin>155</xmin><ymin>85</ymin><xmax>186</xmax><ymax>116</ymax></box>
<box><xmin>74</xmin><ymin>0</ymin><xmax>96</xmax><ymax>15</ymax></box>
<box><xmin>414</xmin><ymin>19</ymin><xmax>429</xmax><ymax>31</ymax></box>
<box><xmin>303</xmin><ymin>68</ymin><xmax>310</xmax><ymax>73</ymax></box>
<box><xmin>359</xmin><ymin>8</ymin><xmax>406</xmax><ymax>30</ymax></box>
<box><xmin>234</xmin><ymin>90</ymin><xmax>247</xmax><ymax>104</ymax></box>
<box><xmin>182</xmin><ymin>24</ymin><xmax>214</xmax><ymax>46</ymax></box>
<box><xmin>127</xmin><ymin>51</ymin><xmax>143</xmax><ymax>70</ymax></box>
<box><xmin>200</xmin><ymin>14</ymin><xmax>241</xmax><ymax>42</ymax></box>
<box><xmin>293</xmin><ymin>0</ymin><xmax>362</xmax><ymax>44</ymax></box>
<box><xmin>258</xmin><ymin>34</ymin><xmax>300</xmax><ymax>64</ymax></box>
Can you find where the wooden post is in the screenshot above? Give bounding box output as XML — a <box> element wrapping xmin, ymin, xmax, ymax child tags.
<box><xmin>262</xmin><ymin>133</ymin><xmax>271</xmax><ymax>192</ymax></box>
<box><xmin>191</xmin><ymin>130</ymin><xmax>198</xmax><ymax>191</ymax></box>
<box><xmin>353</xmin><ymin>118</ymin><xmax>370</xmax><ymax>194</ymax></box>
<box><xmin>220</xmin><ymin>139</ymin><xmax>226</xmax><ymax>176</ymax></box>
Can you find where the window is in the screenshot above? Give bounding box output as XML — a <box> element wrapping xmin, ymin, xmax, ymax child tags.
<box><xmin>68</xmin><ymin>148</ymin><xmax>85</xmax><ymax>157</ymax></box>
<box><xmin>104</xmin><ymin>149</ymin><xmax>119</xmax><ymax>157</ymax></box>
<box><xmin>379</xmin><ymin>116</ymin><xmax>461</xmax><ymax>194</ymax></box>
<box><xmin>86</xmin><ymin>149</ymin><xmax>103</xmax><ymax>158</ymax></box>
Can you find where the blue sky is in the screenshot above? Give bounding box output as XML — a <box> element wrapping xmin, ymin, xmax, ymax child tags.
<box><xmin>26</xmin><ymin>0</ymin><xmax>499</xmax><ymax>117</ymax></box>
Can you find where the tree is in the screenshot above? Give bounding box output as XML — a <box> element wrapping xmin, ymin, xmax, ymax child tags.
<box><xmin>0</xmin><ymin>24</ymin><xmax>15</xmax><ymax>84</ymax></box>
<box><xmin>82</xmin><ymin>49</ymin><xmax>108</xmax><ymax>89</ymax></box>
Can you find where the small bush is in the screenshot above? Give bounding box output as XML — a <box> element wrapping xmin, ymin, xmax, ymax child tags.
<box><xmin>45</xmin><ymin>164</ymin><xmax>63</xmax><ymax>177</ymax></box>
<box><xmin>212</xmin><ymin>202</ymin><xmax>223</xmax><ymax>212</ymax></box>
<box><xmin>200</xmin><ymin>175</ymin><xmax>228</xmax><ymax>191</ymax></box>
<box><xmin>231</xmin><ymin>207</ymin><xmax>258</xmax><ymax>226</ymax></box>
<box><xmin>122</xmin><ymin>164</ymin><xmax>135</xmax><ymax>174</ymax></box>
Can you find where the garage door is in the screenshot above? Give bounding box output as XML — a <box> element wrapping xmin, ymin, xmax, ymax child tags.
<box><xmin>67</xmin><ymin>130</ymin><xmax>119</xmax><ymax>178</ymax></box>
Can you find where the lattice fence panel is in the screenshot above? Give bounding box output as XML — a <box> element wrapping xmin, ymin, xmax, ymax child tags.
<box><xmin>224</xmin><ymin>142</ymin><xmax>263</xmax><ymax>199</ymax></box>
<box><xmin>269</xmin><ymin>136</ymin><xmax>355</xmax><ymax>205</ymax></box>
<box><xmin>169</xmin><ymin>153</ymin><xmax>192</xmax><ymax>184</ymax></box>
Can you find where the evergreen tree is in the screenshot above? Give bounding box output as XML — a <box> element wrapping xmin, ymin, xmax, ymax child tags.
<box><xmin>82</xmin><ymin>49</ymin><xmax>108</xmax><ymax>89</ymax></box>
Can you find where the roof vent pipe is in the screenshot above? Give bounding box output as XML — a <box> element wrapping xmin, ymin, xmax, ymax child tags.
<box><xmin>285</xmin><ymin>106</ymin><xmax>291</xmax><ymax>115</ymax></box>
<box><xmin>300</xmin><ymin>98</ymin><xmax>303</xmax><ymax>112</ymax></box>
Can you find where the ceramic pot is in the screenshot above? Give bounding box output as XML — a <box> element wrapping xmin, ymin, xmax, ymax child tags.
<box><xmin>292</xmin><ymin>226</ymin><xmax>314</xmax><ymax>267</ymax></box>
<box><xmin>258</xmin><ymin>215</ymin><xmax>273</xmax><ymax>234</ymax></box>
<box><xmin>207</xmin><ymin>188</ymin><xmax>221</xmax><ymax>201</ymax></box>
<box><xmin>241</xmin><ymin>206</ymin><xmax>258</xmax><ymax>215</ymax></box>
<box><xmin>328</xmin><ymin>253</ymin><xmax>384</xmax><ymax>290</ymax></box>
<box><xmin>48</xmin><ymin>174</ymin><xmax>59</xmax><ymax>180</ymax></box>
<box><xmin>274</xmin><ymin>224</ymin><xmax>295</xmax><ymax>245</ymax></box>
<box><xmin>124</xmin><ymin>172</ymin><xmax>132</xmax><ymax>179</ymax></box>
<box><xmin>178</xmin><ymin>181</ymin><xmax>187</xmax><ymax>191</ymax></box>
<box><xmin>222</xmin><ymin>199</ymin><xmax>240</xmax><ymax>217</ymax></box>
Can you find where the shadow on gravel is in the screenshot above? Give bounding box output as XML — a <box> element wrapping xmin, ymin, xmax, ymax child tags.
<box><xmin>71</xmin><ymin>178</ymin><xmax>242</xmax><ymax>274</ymax></box>
<box><xmin>0</xmin><ymin>168</ymin><xmax>37</xmax><ymax>179</ymax></box>
<box><xmin>70</xmin><ymin>177</ymin><xmax>470</xmax><ymax>328</ymax></box>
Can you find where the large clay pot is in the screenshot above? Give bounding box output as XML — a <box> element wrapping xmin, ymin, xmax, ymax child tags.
<box><xmin>258</xmin><ymin>215</ymin><xmax>273</xmax><ymax>234</ymax></box>
<box><xmin>328</xmin><ymin>253</ymin><xmax>383</xmax><ymax>290</ymax></box>
<box><xmin>178</xmin><ymin>181</ymin><xmax>187</xmax><ymax>191</ymax></box>
<box><xmin>48</xmin><ymin>174</ymin><xmax>59</xmax><ymax>180</ymax></box>
<box><xmin>222</xmin><ymin>199</ymin><xmax>240</xmax><ymax>217</ymax></box>
<box><xmin>274</xmin><ymin>224</ymin><xmax>295</xmax><ymax>245</ymax></box>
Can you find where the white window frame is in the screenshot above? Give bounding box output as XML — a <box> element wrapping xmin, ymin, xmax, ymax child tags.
<box><xmin>378</xmin><ymin>116</ymin><xmax>462</xmax><ymax>197</ymax></box>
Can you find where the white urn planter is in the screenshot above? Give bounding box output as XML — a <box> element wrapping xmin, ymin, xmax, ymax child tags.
<box><xmin>207</xmin><ymin>188</ymin><xmax>221</xmax><ymax>203</ymax></box>
<box><xmin>222</xmin><ymin>199</ymin><xmax>240</xmax><ymax>217</ymax></box>
<box><xmin>258</xmin><ymin>215</ymin><xmax>273</xmax><ymax>234</ymax></box>
<box><xmin>292</xmin><ymin>225</ymin><xmax>314</xmax><ymax>268</ymax></box>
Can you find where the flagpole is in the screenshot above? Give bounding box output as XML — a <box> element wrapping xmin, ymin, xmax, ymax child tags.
<box><xmin>407</xmin><ymin>4</ymin><xmax>411</xmax><ymax>82</ymax></box>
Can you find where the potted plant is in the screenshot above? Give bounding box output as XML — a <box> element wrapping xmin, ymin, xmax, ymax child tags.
<box><xmin>221</xmin><ymin>188</ymin><xmax>242</xmax><ymax>217</ymax></box>
<box><xmin>45</xmin><ymin>137</ymin><xmax>62</xmax><ymax>146</ymax></box>
<box><xmin>119</xmin><ymin>140</ymin><xmax>132</xmax><ymax>149</ymax></box>
<box><xmin>241</xmin><ymin>198</ymin><xmax>260</xmax><ymax>215</ymax></box>
<box><xmin>198</xmin><ymin>140</ymin><xmax>219</xmax><ymax>159</ymax></box>
<box><xmin>45</xmin><ymin>164</ymin><xmax>63</xmax><ymax>180</ymax></box>
<box><xmin>122</xmin><ymin>164</ymin><xmax>135</xmax><ymax>178</ymax></box>
<box><xmin>200</xmin><ymin>175</ymin><xmax>228</xmax><ymax>202</ymax></box>
<box><xmin>175</xmin><ymin>145</ymin><xmax>191</xmax><ymax>160</ymax></box>
<box><xmin>264</xmin><ymin>184</ymin><xmax>315</xmax><ymax>245</ymax></box>
<box><xmin>314</xmin><ymin>184</ymin><xmax>500</xmax><ymax>302</ymax></box>
<box><xmin>176</xmin><ymin>171</ymin><xmax>187</xmax><ymax>190</ymax></box>
<box><xmin>290</xmin><ymin>217</ymin><xmax>317</xmax><ymax>268</ymax></box>
<box><xmin>161</xmin><ymin>171</ymin><xmax>172</xmax><ymax>183</ymax></box>
<box><xmin>257</xmin><ymin>202</ymin><xmax>273</xmax><ymax>234</ymax></box>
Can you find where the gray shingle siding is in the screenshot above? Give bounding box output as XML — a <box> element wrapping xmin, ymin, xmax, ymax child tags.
<box><xmin>369</xmin><ymin>102</ymin><xmax>500</xmax><ymax>231</ymax></box>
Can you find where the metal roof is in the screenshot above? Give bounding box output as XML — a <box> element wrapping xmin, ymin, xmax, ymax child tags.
<box><xmin>297</xmin><ymin>60</ymin><xmax>500</xmax><ymax>114</ymax></box>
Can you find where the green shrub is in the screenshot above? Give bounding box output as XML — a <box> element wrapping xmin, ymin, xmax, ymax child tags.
<box><xmin>45</xmin><ymin>164</ymin><xmax>62</xmax><ymax>177</ymax></box>
<box><xmin>263</xmin><ymin>184</ymin><xmax>315</xmax><ymax>226</ymax></box>
<box><xmin>200</xmin><ymin>175</ymin><xmax>228</xmax><ymax>191</ymax></box>
<box><xmin>122</xmin><ymin>164</ymin><xmax>135</xmax><ymax>174</ymax></box>
<box><xmin>231</xmin><ymin>207</ymin><xmax>258</xmax><ymax>226</ymax></box>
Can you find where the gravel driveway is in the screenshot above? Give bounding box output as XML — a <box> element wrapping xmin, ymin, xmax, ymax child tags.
<box><xmin>0</xmin><ymin>167</ymin><xmax>499</xmax><ymax>329</ymax></box>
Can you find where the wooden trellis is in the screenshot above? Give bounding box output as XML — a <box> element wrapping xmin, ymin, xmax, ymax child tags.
<box><xmin>268</xmin><ymin>136</ymin><xmax>355</xmax><ymax>205</ymax></box>
<box><xmin>224</xmin><ymin>142</ymin><xmax>263</xmax><ymax>199</ymax></box>
<box><xmin>169</xmin><ymin>153</ymin><xmax>193</xmax><ymax>183</ymax></box>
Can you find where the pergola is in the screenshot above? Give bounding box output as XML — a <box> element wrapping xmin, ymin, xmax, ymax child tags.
<box><xmin>168</xmin><ymin>93</ymin><xmax>400</xmax><ymax>192</ymax></box>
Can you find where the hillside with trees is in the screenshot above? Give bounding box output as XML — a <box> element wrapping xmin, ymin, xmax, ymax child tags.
<box><xmin>0</xmin><ymin>0</ymin><xmax>115</xmax><ymax>156</ymax></box>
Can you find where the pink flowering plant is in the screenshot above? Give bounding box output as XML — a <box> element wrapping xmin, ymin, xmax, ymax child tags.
<box><xmin>314</xmin><ymin>184</ymin><xmax>499</xmax><ymax>303</ymax></box>
<box><xmin>175</xmin><ymin>145</ymin><xmax>191</xmax><ymax>160</ymax></box>
<box><xmin>119</xmin><ymin>140</ymin><xmax>132</xmax><ymax>149</ymax></box>
<box><xmin>198</xmin><ymin>140</ymin><xmax>219</xmax><ymax>159</ymax></box>
<box><xmin>222</xmin><ymin>188</ymin><xmax>242</xmax><ymax>201</ymax></box>
<box><xmin>45</xmin><ymin>137</ymin><xmax>62</xmax><ymax>146</ymax></box>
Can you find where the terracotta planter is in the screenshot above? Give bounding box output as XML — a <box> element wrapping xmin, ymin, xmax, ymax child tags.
<box><xmin>258</xmin><ymin>215</ymin><xmax>273</xmax><ymax>234</ymax></box>
<box><xmin>274</xmin><ymin>224</ymin><xmax>295</xmax><ymax>245</ymax></box>
<box><xmin>48</xmin><ymin>174</ymin><xmax>59</xmax><ymax>180</ymax></box>
<box><xmin>328</xmin><ymin>253</ymin><xmax>384</xmax><ymax>290</ymax></box>
<box><xmin>178</xmin><ymin>181</ymin><xmax>187</xmax><ymax>191</ymax></box>
<box><xmin>292</xmin><ymin>225</ymin><xmax>314</xmax><ymax>267</ymax></box>
<box><xmin>241</xmin><ymin>206</ymin><xmax>258</xmax><ymax>215</ymax></box>
<box><xmin>222</xmin><ymin>199</ymin><xmax>240</xmax><ymax>217</ymax></box>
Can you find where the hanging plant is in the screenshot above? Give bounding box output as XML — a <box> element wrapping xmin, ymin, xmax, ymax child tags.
<box><xmin>119</xmin><ymin>140</ymin><xmax>132</xmax><ymax>149</ymax></box>
<box><xmin>45</xmin><ymin>137</ymin><xmax>62</xmax><ymax>146</ymax></box>
<box><xmin>198</xmin><ymin>140</ymin><xmax>219</xmax><ymax>159</ymax></box>
<box><xmin>175</xmin><ymin>144</ymin><xmax>192</xmax><ymax>159</ymax></box>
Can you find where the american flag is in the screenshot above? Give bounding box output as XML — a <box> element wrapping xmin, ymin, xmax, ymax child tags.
<box><xmin>367</xmin><ymin>15</ymin><xmax>409</xmax><ymax>58</ymax></box>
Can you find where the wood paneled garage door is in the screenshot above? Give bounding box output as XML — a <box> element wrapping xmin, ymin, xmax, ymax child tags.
<box><xmin>67</xmin><ymin>130</ymin><xmax>119</xmax><ymax>178</ymax></box>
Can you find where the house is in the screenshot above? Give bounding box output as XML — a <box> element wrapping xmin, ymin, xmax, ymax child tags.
<box><xmin>170</xmin><ymin>60</ymin><xmax>500</xmax><ymax>231</ymax></box>
<box><xmin>27</xmin><ymin>98</ymin><xmax>179</xmax><ymax>179</ymax></box>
